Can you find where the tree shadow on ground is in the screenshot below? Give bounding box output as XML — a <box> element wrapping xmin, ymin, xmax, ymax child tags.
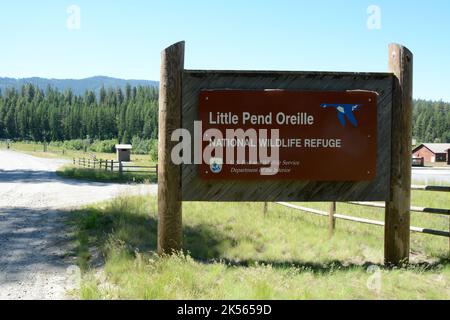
<box><xmin>0</xmin><ymin>206</ymin><xmax>77</xmax><ymax>283</ymax></box>
<box><xmin>0</xmin><ymin>168</ymin><xmax>157</xmax><ymax>185</ymax></box>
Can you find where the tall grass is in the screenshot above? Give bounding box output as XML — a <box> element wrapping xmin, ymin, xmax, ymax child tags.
<box><xmin>71</xmin><ymin>191</ymin><xmax>450</xmax><ymax>300</ymax></box>
<box><xmin>57</xmin><ymin>166</ymin><xmax>157</xmax><ymax>184</ymax></box>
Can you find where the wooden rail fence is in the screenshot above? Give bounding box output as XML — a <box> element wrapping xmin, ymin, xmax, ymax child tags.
<box><xmin>73</xmin><ymin>158</ymin><xmax>157</xmax><ymax>175</ymax></box>
<box><xmin>270</xmin><ymin>184</ymin><xmax>450</xmax><ymax>252</ymax></box>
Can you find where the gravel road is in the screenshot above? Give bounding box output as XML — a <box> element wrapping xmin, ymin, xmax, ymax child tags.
<box><xmin>0</xmin><ymin>150</ymin><xmax>157</xmax><ymax>299</ymax></box>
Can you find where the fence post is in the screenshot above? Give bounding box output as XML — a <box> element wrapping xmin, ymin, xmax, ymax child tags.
<box><xmin>157</xmin><ymin>41</ymin><xmax>184</xmax><ymax>255</ymax></box>
<box><xmin>385</xmin><ymin>43</ymin><xmax>413</xmax><ymax>266</ymax></box>
<box><xmin>73</xmin><ymin>158</ymin><xmax>75</xmax><ymax>165</ymax></box>
<box><xmin>329</xmin><ymin>202</ymin><xmax>336</xmax><ymax>238</ymax></box>
<box><xmin>119</xmin><ymin>161</ymin><xmax>123</xmax><ymax>174</ymax></box>
<box><xmin>111</xmin><ymin>160</ymin><xmax>114</xmax><ymax>172</ymax></box>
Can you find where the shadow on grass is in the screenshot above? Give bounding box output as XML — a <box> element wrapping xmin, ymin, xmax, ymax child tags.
<box><xmin>72</xmin><ymin>205</ymin><xmax>233</xmax><ymax>270</ymax></box>
<box><xmin>73</xmin><ymin>202</ymin><xmax>450</xmax><ymax>275</ymax></box>
<box><xmin>216</xmin><ymin>257</ymin><xmax>450</xmax><ymax>274</ymax></box>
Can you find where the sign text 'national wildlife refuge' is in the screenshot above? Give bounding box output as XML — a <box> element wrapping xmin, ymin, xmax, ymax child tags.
<box><xmin>198</xmin><ymin>90</ymin><xmax>377</xmax><ymax>181</ymax></box>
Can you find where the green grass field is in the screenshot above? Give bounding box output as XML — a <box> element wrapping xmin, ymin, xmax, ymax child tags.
<box><xmin>71</xmin><ymin>190</ymin><xmax>450</xmax><ymax>300</ymax></box>
<box><xmin>5</xmin><ymin>141</ymin><xmax>153</xmax><ymax>166</ymax></box>
<box><xmin>57</xmin><ymin>166</ymin><xmax>157</xmax><ymax>184</ymax></box>
<box><xmin>8</xmin><ymin>141</ymin><xmax>157</xmax><ymax>183</ymax></box>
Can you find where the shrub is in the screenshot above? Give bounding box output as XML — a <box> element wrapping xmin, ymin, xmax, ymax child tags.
<box><xmin>89</xmin><ymin>139</ymin><xmax>118</xmax><ymax>153</ymax></box>
<box><xmin>131</xmin><ymin>136</ymin><xmax>152</xmax><ymax>155</ymax></box>
<box><xmin>63</xmin><ymin>139</ymin><xmax>86</xmax><ymax>150</ymax></box>
<box><xmin>149</xmin><ymin>139</ymin><xmax>158</xmax><ymax>161</ymax></box>
<box><xmin>49</xmin><ymin>141</ymin><xmax>63</xmax><ymax>147</ymax></box>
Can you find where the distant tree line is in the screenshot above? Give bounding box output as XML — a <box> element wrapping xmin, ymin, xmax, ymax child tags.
<box><xmin>413</xmin><ymin>99</ymin><xmax>450</xmax><ymax>143</ymax></box>
<box><xmin>0</xmin><ymin>83</ymin><xmax>158</xmax><ymax>143</ymax></box>
<box><xmin>0</xmin><ymin>85</ymin><xmax>449</xmax><ymax>147</ymax></box>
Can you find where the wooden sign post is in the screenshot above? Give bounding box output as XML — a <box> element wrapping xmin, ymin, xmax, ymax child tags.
<box><xmin>157</xmin><ymin>41</ymin><xmax>185</xmax><ymax>254</ymax></box>
<box><xmin>384</xmin><ymin>44</ymin><xmax>413</xmax><ymax>265</ymax></box>
<box><xmin>157</xmin><ymin>41</ymin><xmax>413</xmax><ymax>266</ymax></box>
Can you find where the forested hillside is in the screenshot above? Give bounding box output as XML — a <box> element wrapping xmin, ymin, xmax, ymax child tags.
<box><xmin>413</xmin><ymin>99</ymin><xmax>450</xmax><ymax>143</ymax></box>
<box><xmin>0</xmin><ymin>84</ymin><xmax>448</xmax><ymax>145</ymax></box>
<box><xmin>0</xmin><ymin>84</ymin><xmax>158</xmax><ymax>143</ymax></box>
<box><xmin>0</xmin><ymin>76</ymin><xmax>158</xmax><ymax>96</ymax></box>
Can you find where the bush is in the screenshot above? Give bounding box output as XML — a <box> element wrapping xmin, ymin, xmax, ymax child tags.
<box><xmin>149</xmin><ymin>139</ymin><xmax>158</xmax><ymax>161</ymax></box>
<box><xmin>129</xmin><ymin>136</ymin><xmax>158</xmax><ymax>160</ymax></box>
<box><xmin>89</xmin><ymin>139</ymin><xmax>118</xmax><ymax>153</ymax></box>
<box><xmin>13</xmin><ymin>138</ymin><xmax>157</xmax><ymax>156</ymax></box>
<box><xmin>55</xmin><ymin>139</ymin><xmax>118</xmax><ymax>153</ymax></box>
<box><xmin>131</xmin><ymin>136</ymin><xmax>152</xmax><ymax>155</ymax></box>
<box><xmin>63</xmin><ymin>139</ymin><xmax>86</xmax><ymax>151</ymax></box>
<box><xmin>49</xmin><ymin>141</ymin><xmax>63</xmax><ymax>147</ymax></box>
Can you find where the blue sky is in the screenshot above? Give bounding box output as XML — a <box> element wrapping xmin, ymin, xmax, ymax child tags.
<box><xmin>0</xmin><ymin>0</ymin><xmax>449</xmax><ymax>101</ymax></box>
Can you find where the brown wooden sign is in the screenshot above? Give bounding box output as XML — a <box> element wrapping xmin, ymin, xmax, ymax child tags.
<box><xmin>198</xmin><ymin>89</ymin><xmax>377</xmax><ymax>181</ymax></box>
<box><xmin>158</xmin><ymin>41</ymin><xmax>413</xmax><ymax>265</ymax></box>
<box><xmin>181</xmin><ymin>70</ymin><xmax>392</xmax><ymax>202</ymax></box>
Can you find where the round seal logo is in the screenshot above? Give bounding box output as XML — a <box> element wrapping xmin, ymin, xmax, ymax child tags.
<box><xmin>210</xmin><ymin>157</ymin><xmax>223</xmax><ymax>173</ymax></box>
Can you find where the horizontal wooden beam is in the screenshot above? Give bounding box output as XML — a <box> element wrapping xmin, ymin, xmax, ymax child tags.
<box><xmin>409</xmin><ymin>226</ymin><xmax>450</xmax><ymax>237</ymax></box>
<box><xmin>411</xmin><ymin>185</ymin><xmax>450</xmax><ymax>192</ymax></box>
<box><xmin>184</xmin><ymin>69</ymin><xmax>393</xmax><ymax>78</ymax></box>
<box><xmin>275</xmin><ymin>202</ymin><xmax>449</xmax><ymax>238</ymax></box>
<box><xmin>349</xmin><ymin>201</ymin><xmax>450</xmax><ymax>216</ymax></box>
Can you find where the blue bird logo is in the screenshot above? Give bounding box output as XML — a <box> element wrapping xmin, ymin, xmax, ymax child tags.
<box><xmin>321</xmin><ymin>103</ymin><xmax>361</xmax><ymax>127</ymax></box>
